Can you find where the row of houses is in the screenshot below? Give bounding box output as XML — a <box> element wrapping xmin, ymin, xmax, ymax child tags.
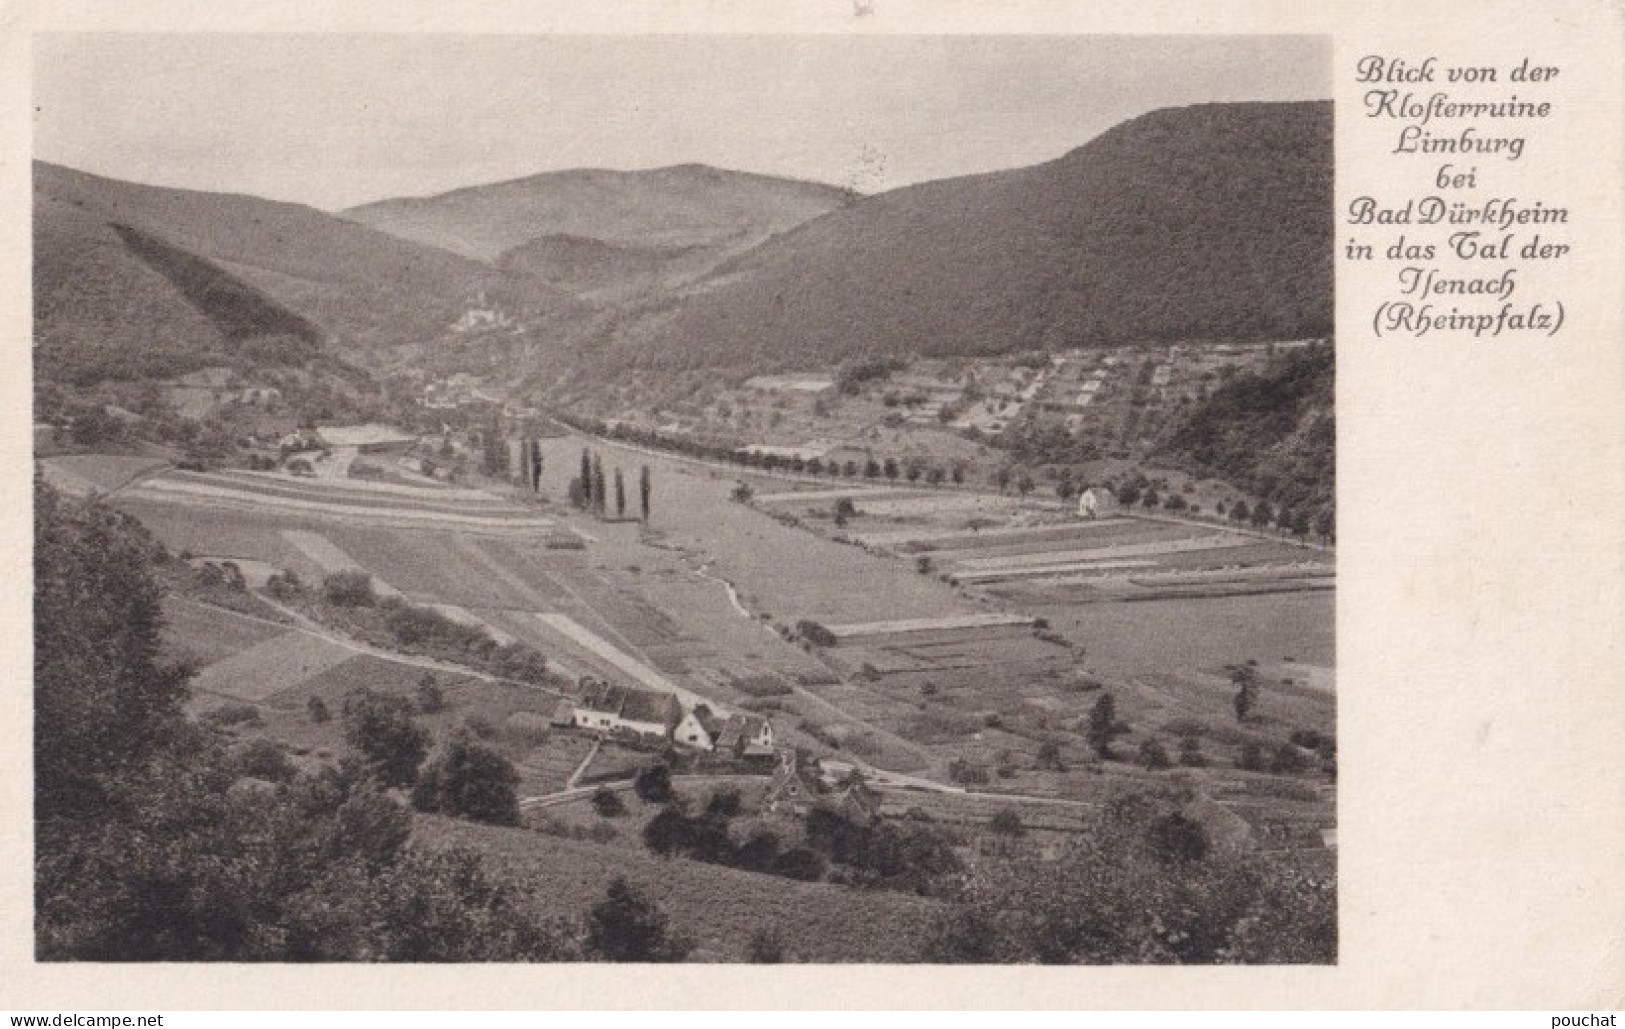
<box><xmin>551</xmin><ymin>679</ymin><xmax>775</xmax><ymax>758</ymax></box>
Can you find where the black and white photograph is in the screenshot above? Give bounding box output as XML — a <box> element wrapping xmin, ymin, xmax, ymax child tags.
<box><xmin>28</xmin><ymin>32</ymin><xmax>1338</xmax><ymax>965</ymax></box>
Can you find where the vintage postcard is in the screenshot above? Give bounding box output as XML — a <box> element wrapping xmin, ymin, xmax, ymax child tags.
<box><xmin>0</xmin><ymin>0</ymin><xmax>1619</xmax><ymax>1011</ymax></box>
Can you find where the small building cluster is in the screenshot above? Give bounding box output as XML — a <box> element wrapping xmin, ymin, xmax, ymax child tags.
<box><xmin>555</xmin><ymin>679</ymin><xmax>774</xmax><ymax>758</ymax></box>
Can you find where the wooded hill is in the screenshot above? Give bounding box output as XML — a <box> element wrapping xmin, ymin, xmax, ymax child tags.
<box><xmin>1156</xmin><ymin>342</ymin><xmax>1335</xmax><ymax>516</ymax></box>
<box><xmin>594</xmin><ymin>101</ymin><xmax>1332</xmax><ymax>374</ymax></box>
<box><xmin>33</xmin><ymin>162</ymin><xmax>592</xmax><ymax>385</ymax></box>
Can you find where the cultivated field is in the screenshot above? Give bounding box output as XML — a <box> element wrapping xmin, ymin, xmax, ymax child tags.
<box><xmin>125</xmin><ymin>426</ymin><xmax>1331</xmax><ymax>857</ymax></box>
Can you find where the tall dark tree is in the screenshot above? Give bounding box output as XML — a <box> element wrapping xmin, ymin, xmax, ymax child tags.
<box><xmin>528</xmin><ymin>439</ymin><xmax>543</xmax><ymax>492</ymax></box>
<box><xmin>639</xmin><ymin>465</ymin><xmax>652</xmax><ymax>522</ymax></box>
<box><xmin>481</xmin><ymin>419</ymin><xmax>505</xmax><ymax>478</ymax></box>
<box><xmin>34</xmin><ymin>480</ymin><xmax>191</xmax><ymax>823</ymax></box>
<box><xmin>1086</xmin><ymin>692</ymin><xmax>1123</xmax><ymax>759</ymax></box>
<box><xmin>1231</xmin><ymin>665</ymin><xmax>1259</xmax><ymax>723</ymax></box>
<box><xmin>584</xmin><ymin>877</ymin><xmax>692</xmax><ymax>962</ymax></box>
<box><xmin>633</xmin><ymin>763</ymin><xmax>675</xmax><ymax>804</ymax></box>
<box><xmin>592</xmin><ymin>456</ymin><xmax>608</xmax><ymax>515</ymax></box>
<box><xmin>613</xmin><ymin>467</ymin><xmax>627</xmax><ymax>517</ymax></box>
<box><xmin>580</xmin><ymin>448</ymin><xmax>593</xmax><ymax>505</ymax></box>
<box><xmin>32</xmin><ymin>483</ymin><xmax>580</xmax><ymax>962</ymax></box>
<box><xmin>341</xmin><ymin>688</ymin><xmax>429</xmax><ymax>787</ymax></box>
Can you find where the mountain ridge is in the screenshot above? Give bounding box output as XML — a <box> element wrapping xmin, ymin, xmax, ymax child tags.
<box><xmin>594</xmin><ymin>100</ymin><xmax>1333</xmax><ymax>375</ymax></box>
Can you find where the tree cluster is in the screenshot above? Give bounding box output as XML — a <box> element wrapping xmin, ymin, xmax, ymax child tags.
<box><xmin>924</xmin><ymin>793</ymin><xmax>1335</xmax><ymax>964</ymax></box>
<box><xmin>33</xmin><ymin>482</ymin><xmax>581</xmax><ymax>961</ymax></box>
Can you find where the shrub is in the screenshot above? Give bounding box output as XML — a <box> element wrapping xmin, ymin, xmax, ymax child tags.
<box><xmin>1289</xmin><ymin>729</ymin><xmax>1334</xmax><ymax>753</ymax></box>
<box><xmin>591</xmin><ymin>787</ymin><xmax>627</xmax><ymax>818</ymax></box>
<box><xmin>1237</xmin><ymin>743</ymin><xmax>1266</xmax><ymax>771</ymax></box>
<box><xmin>988</xmin><ymin>809</ymin><xmax>1025</xmax><ymax>837</ymax></box>
<box><xmin>323</xmin><ymin>570</ymin><xmax>377</xmax><ymax>607</ymax></box>
<box><xmin>948</xmin><ymin>759</ymin><xmax>991</xmax><ymax>786</ymax></box>
<box><xmin>706</xmin><ymin>789</ymin><xmax>743</xmax><ymax>819</ymax></box>
<box><xmin>1139</xmin><ymin>739</ymin><xmax>1172</xmax><ymax>771</ymax></box>
<box><xmin>633</xmin><ymin>763</ymin><xmax>675</xmax><ymax>804</ymax></box>
<box><xmin>746</xmin><ymin>928</ymin><xmax>787</xmax><ymax>964</ymax></box>
<box><xmin>266</xmin><ymin>570</ymin><xmax>304</xmax><ymax>601</ymax></box>
<box><xmin>411</xmin><ymin>731</ymin><xmax>521</xmax><ymax>826</ymax></box>
<box><xmin>795</xmin><ymin>620</ymin><xmax>837</xmax><ymax>647</ymax></box>
<box><xmin>1146</xmin><ymin>812</ymin><xmax>1211</xmax><ymax>864</ymax></box>
<box><xmin>732</xmin><ymin>674</ymin><xmax>792</xmax><ymax>698</ymax></box>
<box><xmin>584</xmin><ymin>877</ymin><xmax>693</xmax><ymax>962</ymax></box>
<box><xmin>491</xmin><ymin>643</ymin><xmax>550</xmax><ymax>684</ymax></box>
<box><xmin>234</xmin><ymin>738</ymin><xmax>296</xmax><ymax>783</ymax></box>
<box><xmin>202</xmin><ymin>702</ymin><xmax>262</xmax><ymax>728</ymax></box>
<box><xmin>1178</xmin><ymin>736</ymin><xmax>1208</xmax><ymax>767</ymax></box>
<box><xmin>415</xmin><ymin>675</ymin><xmax>446</xmax><ymax>714</ymax></box>
<box><xmin>1035</xmin><ymin>740</ymin><xmax>1067</xmax><ymax>772</ymax></box>
<box><xmin>772</xmin><ymin>847</ymin><xmax>826</xmax><ymax>882</ymax></box>
<box><xmin>502</xmin><ymin>712</ymin><xmax>552</xmax><ymax>747</ymax></box>
<box><xmin>307</xmin><ymin>696</ymin><xmax>331</xmax><ymax>724</ymax></box>
<box><xmin>1270</xmin><ymin>743</ymin><xmax>1311</xmax><ymax>774</ymax></box>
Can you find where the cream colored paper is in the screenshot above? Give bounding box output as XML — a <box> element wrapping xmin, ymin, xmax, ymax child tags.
<box><xmin>1</xmin><ymin>0</ymin><xmax>1620</xmax><ymax>1010</ymax></box>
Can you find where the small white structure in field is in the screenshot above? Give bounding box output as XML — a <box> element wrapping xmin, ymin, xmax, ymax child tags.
<box><xmin>1078</xmin><ymin>487</ymin><xmax>1120</xmax><ymax>519</ymax></box>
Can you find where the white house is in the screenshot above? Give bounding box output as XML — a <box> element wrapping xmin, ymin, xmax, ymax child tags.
<box><xmin>572</xmin><ymin>680</ymin><xmax>713</xmax><ymax>751</ymax></box>
<box><xmin>1078</xmin><ymin>486</ymin><xmax>1120</xmax><ymax>519</ymax></box>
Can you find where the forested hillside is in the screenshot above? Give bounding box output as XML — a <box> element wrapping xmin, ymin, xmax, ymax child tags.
<box><xmin>33</xmin><ymin>162</ymin><xmax>591</xmax><ymax>386</ymax></box>
<box><xmin>1156</xmin><ymin>342</ymin><xmax>1334</xmax><ymax>516</ymax></box>
<box><xmin>596</xmin><ymin>101</ymin><xmax>1332</xmax><ymax>374</ymax></box>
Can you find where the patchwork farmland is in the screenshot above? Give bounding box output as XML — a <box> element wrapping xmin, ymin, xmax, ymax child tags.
<box><xmin>53</xmin><ymin>420</ymin><xmax>1332</xmax><ymax>956</ymax></box>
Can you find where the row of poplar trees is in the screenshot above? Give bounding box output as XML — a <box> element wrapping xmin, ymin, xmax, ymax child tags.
<box><xmin>574</xmin><ymin>447</ymin><xmax>652</xmax><ymax>521</ymax></box>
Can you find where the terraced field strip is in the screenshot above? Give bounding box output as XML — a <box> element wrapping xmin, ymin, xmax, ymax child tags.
<box><xmin>952</xmin><ymin>533</ymin><xmax>1252</xmax><ymax>573</ymax></box>
<box><xmin>750</xmin><ymin>487</ymin><xmax>920</xmax><ymax>506</ymax></box>
<box><xmin>952</xmin><ymin>559</ymin><xmax>1160</xmax><ymax>584</ymax></box>
<box><xmin>329</xmin><ymin>529</ymin><xmax>535</xmax><ymax>609</ymax></box>
<box><xmin>125</xmin><ymin>474</ymin><xmax>555</xmax><ymax>531</ymax></box>
<box><xmin>39</xmin><ymin>455</ymin><xmax>170</xmax><ymax>495</ymax></box>
<box><xmin>162</xmin><ymin>596</ymin><xmax>293</xmax><ymax>666</ymax></box>
<box><xmin>281</xmin><ymin>530</ymin><xmax>404</xmax><ymax>598</ymax></box>
<box><xmin>1130</xmin><ymin>564</ymin><xmax>1335</xmax><ymax>587</ymax></box>
<box><xmin>456</xmin><ymin>538</ymin><xmax>644</xmax><ymax>656</ymax></box>
<box><xmin>863</xmin><ymin>518</ymin><xmax>1134</xmax><ymax>551</ymax></box>
<box><xmin>189</xmin><ymin>630</ymin><xmax>360</xmax><ymax>702</ymax></box>
<box><xmin>121</xmin><ymin>474</ymin><xmax>552</xmax><ymax>529</ymax></box>
<box><xmin>220</xmin><ymin>469</ymin><xmax>497</xmax><ymax>502</ymax></box>
<box><xmin>923</xmin><ymin>526</ymin><xmax>1196</xmax><ymax>564</ymax></box>
<box><xmin>530</xmin><ymin>613</ymin><xmax>723</xmax><ymax>715</ymax></box>
<box><xmin>846</xmin><ymin>493</ymin><xmax>1034</xmax><ymax>517</ymax></box>
<box><xmin>183</xmin><ymin>472</ymin><xmax>525</xmax><ymax>517</ymax></box>
<box><xmin>823</xmin><ymin>611</ymin><xmax>1036</xmax><ymax>644</ymax></box>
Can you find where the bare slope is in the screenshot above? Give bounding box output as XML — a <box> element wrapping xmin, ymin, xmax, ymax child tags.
<box><xmin>601</xmin><ymin>101</ymin><xmax>1332</xmax><ymax>373</ymax></box>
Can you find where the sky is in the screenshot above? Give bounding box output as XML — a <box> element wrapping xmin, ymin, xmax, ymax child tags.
<box><xmin>34</xmin><ymin>34</ymin><xmax>1328</xmax><ymax>211</ymax></box>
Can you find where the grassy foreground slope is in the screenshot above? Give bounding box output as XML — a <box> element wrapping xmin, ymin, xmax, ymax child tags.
<box><xmin>413</xmin><ymin>814</ymin><xmax>943</xmax><ymax>963</ymax></box>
